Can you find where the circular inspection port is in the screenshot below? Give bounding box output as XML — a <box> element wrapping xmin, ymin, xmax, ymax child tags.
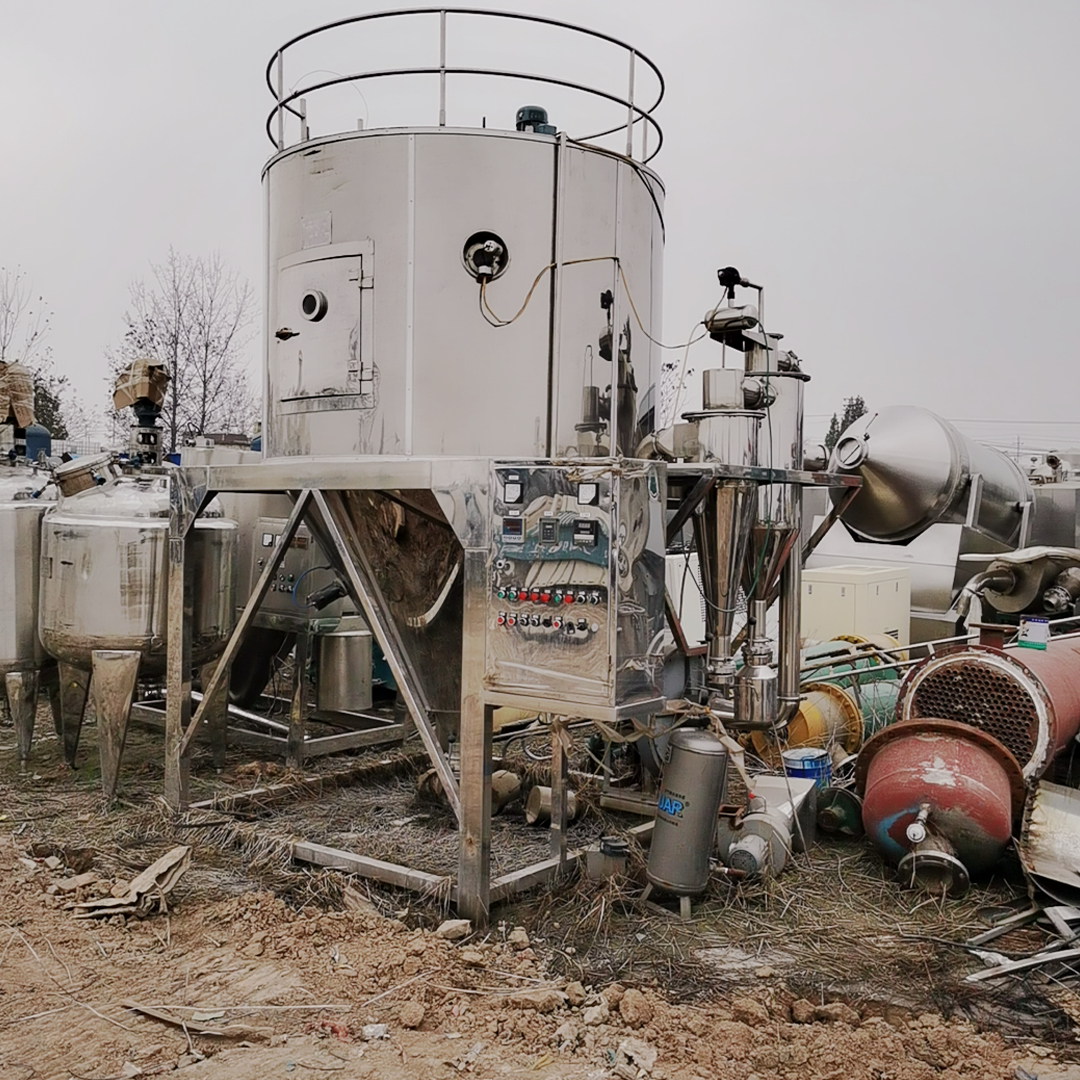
<box><xmin>462</xmin><ymin>231</ymin><xmax>510</xmax><ymax>281</ymax></box>
<box><xmin>301</xmin><ymin>290</ymin><xmax>328</xmax><ymax>321</ymax></box>
<box><xmin>834</xmin><ymin>435</ymin><xmax>867</xmax><ymax>469</ymax></box>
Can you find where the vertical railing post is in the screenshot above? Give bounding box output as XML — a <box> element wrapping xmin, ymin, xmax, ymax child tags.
<box><xmin>625</xmin><ymin>49</ymin><xmax>636</xmax><ymax>158</ymax></box>
<box><xmin>276</xmin><ymin>50</ymin><xmax>285</xmax><ymax>151</ymax></box>
<box><xmin>439</xmin><ymin>10</ymin><xmax>448</xmax><ymax>127</ymax></box>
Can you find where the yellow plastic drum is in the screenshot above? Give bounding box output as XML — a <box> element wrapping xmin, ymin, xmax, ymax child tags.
<box><xmin>749</xmin><ymin>682</ymin><xmax>863</xmax><ymax>766</ymax></box>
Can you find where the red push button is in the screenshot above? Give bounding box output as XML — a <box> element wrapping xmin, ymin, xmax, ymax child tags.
<box><xmin>563</xmin><ymin>594</ymin><xmax>574</xmax><ymax>604</ymax></box>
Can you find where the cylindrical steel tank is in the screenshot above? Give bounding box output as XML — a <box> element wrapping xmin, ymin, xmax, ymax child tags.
<box><xmin>857</xmin><ymin>719</ymin><xmax>1025</xmax><ymax>891</ymax></box>
<box><xmin>316</xmin><ymin>620</ymin><xmax>372</xmax><ymax>714</ymax></box>
<box><xmin>830</xmin><ymin>405</ymin><xmax>1032</xmax><ymax>544</ymax></box>
<box><xmin>263</xmin><ymin>131</ymin><xmax>663</xmax><ymax>460</ymax></box>
<box><xmin>897</xmin><ymin>637</ymin><xmax>1080</xmax><ymax>779</ymax></box>
<box><xmin>0</xmin><ymin>464</ymin><xmax>54</xmax><ymax>680</ymax></box>
<box><xmin>646</xmin><ymin>729</ymin><xmax>728</xmax><ymax>895</ymax></box>
<box><xmin>39</xmin><ymin>474</ymin><xmax>237</xmax><ymax>673</ymax></box>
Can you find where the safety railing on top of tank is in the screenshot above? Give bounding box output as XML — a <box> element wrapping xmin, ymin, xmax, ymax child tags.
<box><xmin>265</xmin><ymin>8</ymin><xmax>664</xmax><ymax>164</ymax></box>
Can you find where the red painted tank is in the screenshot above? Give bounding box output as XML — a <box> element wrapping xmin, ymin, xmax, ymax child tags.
<box><xmin>898</xmin><ymin>636</ymin><xmax>1080</xmax><ymax>778</ymax></box>
<box><xmin>857</xmin><ymin>719</ymin><xmax>1025</xmax><ymax>875</ymax></box>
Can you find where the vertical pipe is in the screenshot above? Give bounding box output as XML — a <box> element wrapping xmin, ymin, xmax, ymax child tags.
<box><xmin>546</xmin><ymin>132</ymin><xmax>567</xmax><ymax>457</ymax></box>
<box><xmin>404</xmin><ymin>134</ymin><xmax>416</xmax><ymax>455</ymax></box>
<box><xmin>778</xmin><ymin>486</ymin><xmax>803</xmax><ymax>721</ymax></box>
<box><xmin>550</xmin><ymin>717</ymin><xmax>568</xmax><ymax>863</ymax></box>
<box><xmin>276</xmin><ymin>50</ymin><xmax>284</xmax><ymax>151</ymax></box>
<box><xmin>164</xmin><ymin>530</ymin><xmax>193</xmax><ymax>810</ymax></box>
<box><xmin>457</xmin><ymin>548</ymin><xmax>492</xmax><ymax>924</ymax></box>
<box><xmin>439</xmin><ymin>10</ymin><xmax>447</xmax><ymax>127</ymax></box>
<box><xmin>625</xmin><ymin>50</ymin><xmax>636</xmax><ymax>158</ymax></box>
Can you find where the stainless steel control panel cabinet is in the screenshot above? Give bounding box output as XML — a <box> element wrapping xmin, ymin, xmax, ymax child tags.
<box><xmin>484</xmin><ymin>461</ymin><xmax>667</xmax><ymax>720</ymax></box>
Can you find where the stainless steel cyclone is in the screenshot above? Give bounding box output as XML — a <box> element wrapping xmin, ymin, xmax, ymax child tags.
<box><xmin>830</xmin><ymin>406</ymin><xmax>1032</xmax><ymax>545</ymax></box>
<box><xmin>39</xmin><ymin>474</ymin><xmax>238</xmax><ymax>673</ymax></box>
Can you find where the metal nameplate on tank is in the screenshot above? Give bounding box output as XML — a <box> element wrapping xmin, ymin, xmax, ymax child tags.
<box><xmin>483</xmin><ymin>460</ymin><xmax>666</xmax><ymax>721</ymax></box>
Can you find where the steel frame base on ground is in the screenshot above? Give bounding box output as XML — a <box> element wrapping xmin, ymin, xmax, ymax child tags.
<box><xmin>165</xmin><ymin>457</ymin><xmax>855</xmax><ymax>923</ymax></box>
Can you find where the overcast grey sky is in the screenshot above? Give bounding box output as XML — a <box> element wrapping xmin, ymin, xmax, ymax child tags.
<box><xmin>2</xmin><ymin>1</ymin><xmax>1078</xmax><ymax>450</ymax></box>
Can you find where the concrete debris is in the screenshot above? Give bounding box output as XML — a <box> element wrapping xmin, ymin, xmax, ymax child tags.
<box><xmin>507</xmin><ymin>927</ymin><xmax>530</xmax><ymax>950</ymax></box>
<box><xmin>508</xmin><ymin>989</ymin><xmax>565</xmax><ymax>1013</ymax></box>
<box><xmin>75</xmin><ymin>846</ymin><xmax>191</xmax><ymax>920</ymax></box>
<box><xmin>565</xmin><ymin>980</ymin><xmax>586</xmax><ymax>1007</ymax></box>
<box><xmin>554</xmin><ymin>1020</ymin><xmax>579</xmax><ymax>1048</ymax></box>
<box><xmin>436</xmin><ymin>918</ymin><xmax>472</xmax><ymax>941</ymax></box>
<box><xmin>55</xmin><ymin>871</ymin><xmax>100</xmax><ymax>893</ymax></box>
<box><xmin>361</xmin><ymin>1024</ymin><xmax>389</xmax><ymax>1041</ymax></box>
<box><xmin>447</xmin><ymin>1040</ymin><xmax>485</xmax><ymax>1072</ymax></box>
<box><xmin>460</xmin><ymin>948</ymin><xmax>485</xmax><ymax>967</ymax></box>
<box><xmin>582</xmin><ymin>1002</ymin><xmax>609</xmax><ymax>1026</ymax></box>
<box><xmin>616</xmin><ymin>1036</ymin><xmax>658</xmax><ymax>1077</ymax></box>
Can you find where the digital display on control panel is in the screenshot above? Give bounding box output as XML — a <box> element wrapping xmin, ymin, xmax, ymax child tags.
<box><xmin>501</xmin><ymin>516</ymin><xmax>525</xmax><ymax>543</ymax></box>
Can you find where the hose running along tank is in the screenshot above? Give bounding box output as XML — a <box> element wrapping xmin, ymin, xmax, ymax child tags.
<box><xmin>260</xmin><ymin>11</ymin><xmax>667</xmax><ymax>734</ymax></box>
<box><xmin>856</xmin><ymin>634</ymin><xmax>1080</xmax><ymax>893</ymax></box>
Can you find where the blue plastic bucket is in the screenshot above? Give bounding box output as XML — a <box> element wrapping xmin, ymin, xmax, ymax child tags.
<box><xmin>781</xmin><ymin>748</ymin><xmax>831</xmax><ymax>789</ymax></box>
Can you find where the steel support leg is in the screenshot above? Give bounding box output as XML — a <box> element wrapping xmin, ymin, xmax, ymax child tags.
<box><xmin>165</xmin><ymin>531</ymin><xmax>194</xmax><ymax>810</ymax></box>
<box><xmin>57</xmin><ymin>661</ymin><xmax>90</xmax><ymax>766</ymax></box>
<box><xmin>5</xmin><ymin>670</ymin><xmax>38</xmax><ymax>771</ymax></box>
<box><xmin>287</xmin><ymin>631</ymin><xmax>311</xmax><ymax>770</ymax></box>
<box><xmin>550</xmin><ymin>717</ymin><xmax>569</xmax><ymax>864</ymax></box>
<box><xmin>457</xmin><ymin>548</ymin><xmax>491</xmax><ymax>925</ymax></box>
<box><xmin>41</xmin><ymin>663</ymin><xmax>62</xmax><ymax>738</ymax></box>
<box><xmin>199</xmin><ymin>659</ymin><xmax>230</xmax><ymax>771</ymax></box>
<box><xmin>91</xmin><ymin>650</ymin><xmax>140</xmax><ymax>798</ymax></box>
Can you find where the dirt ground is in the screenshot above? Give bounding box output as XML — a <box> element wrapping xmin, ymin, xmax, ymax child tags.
<box><xmin>3</xmin><ymin>715</ymin><xmax>1080</xmax><ymax>1080</ymax></box>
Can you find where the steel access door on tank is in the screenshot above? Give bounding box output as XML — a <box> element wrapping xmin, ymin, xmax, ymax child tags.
<box><xmin>274</xmin><ymin>242</ymin><xmax>375</xmax><ymax>448</ymax></box>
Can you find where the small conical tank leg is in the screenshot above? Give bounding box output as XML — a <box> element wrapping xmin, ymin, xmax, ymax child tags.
<box><xmin>5</xmin><ymin>670</ymin><xmax>39</xmax><ymax>771</ymax></box>
<box><xmin>90</xmin><ymin>650</ymin><xmax>141</xmax><ymax>798</ymax></box>
<box><xmin>57</xmin><ymin>662</ymin><xmax>91</xmax><ymax>767</ymax></box>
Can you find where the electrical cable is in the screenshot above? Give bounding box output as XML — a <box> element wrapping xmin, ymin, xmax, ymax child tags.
<box><xmin>290</xmin><ymin>564</ymin><xmax>333</xmax><ymax>610</ymax></box>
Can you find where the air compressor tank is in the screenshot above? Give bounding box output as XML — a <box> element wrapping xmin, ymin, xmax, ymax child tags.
<box><xmin>646</xmin><ymin>729</ymin><xmax>728</xmax><ymax>895</ymax></box>
<box><xmin>830</xmin><ymin>406</ymin><xmax>1032</xmax><ymax>545</ymax></box>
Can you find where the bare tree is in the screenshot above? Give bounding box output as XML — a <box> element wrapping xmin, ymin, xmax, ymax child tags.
<box><xmin>0</xmin><ymin>266</ymin><xmax>50</xmax><ymax>367</ymax></box>
<box><xmin>112</xmin><ymin>250</ymin><xmax>257</xmax><ymax>452</ymax></box>
<box><xmin>0</xmin><ymin>266</ymin><xmax>71</xmax><ymax>437</ymax></box>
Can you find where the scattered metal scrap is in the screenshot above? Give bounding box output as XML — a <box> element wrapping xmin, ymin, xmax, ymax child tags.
<box><xmin>73</xmin><ymin>845</ymin><xmax>191</xmax><ymax>919</ymax></box>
